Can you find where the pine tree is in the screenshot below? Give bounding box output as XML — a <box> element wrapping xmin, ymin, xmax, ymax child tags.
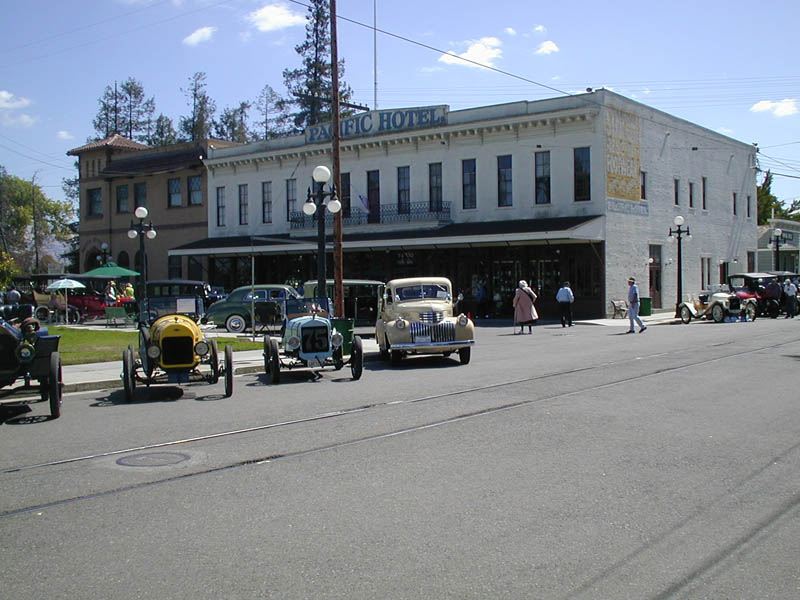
<box><xmin>280</xmin><ymin>0</ymin><xmax>353</xmax><ymax>131</ymax></box>
<box><xmin>148</xmin><ymin>114</ymin><xmax>178</xmax><ymax>146</ymax></box>
<box><xmin>179</xmin><ymin>72</ymin><xmax>217</xmax><ymax>141</ymax></box>
<box><xmin>119</xmin><ymin>77</ymin><xmax>155</xmax><ymax>142</ymax></box>
<box><xmin>254</xmin><ymin>84</ymin><xmax>291</xmax><ymax>139</ymax></box>
<box><xmin>214</xmin><ymin>102</ymin><xmax>252</xmax><ymax>143</ymax></box>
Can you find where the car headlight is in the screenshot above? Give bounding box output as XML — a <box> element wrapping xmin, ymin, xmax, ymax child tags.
<box><xmin>286</xmin><ymin>336</ymin><xmax>301</xmax><ymax>351</ymax></box>
<box><xmin>331</xmin><ymin>331</ymin><xmax>344</xmax><ymax>348</ymax></box>
<box><xmin>395</xmin><ymin>319</ymin><xmax>407</xmax><ymax>330</ymax></box>
<box><xmin>458</xmin><ymin>314</ymin><xmax>469</xmax><ymax>327</ymax></box>
<box><xmin>15</xmin><ymin>342</ymin><xmax>35</xmax><ymax>363</ymax></box>
<box><xmin>194</xmin><ymin>341</ymin><xmax>209</xmax><ymax>356</ymax></box>
<box><xmin>146</xmin><ymin>344</ymin><xmax>161</xmax><ymax>359</ymax></box>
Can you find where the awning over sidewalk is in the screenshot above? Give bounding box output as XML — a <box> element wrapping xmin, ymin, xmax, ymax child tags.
<box><xmin>169</xmin><ymin>215</ymin><xmax>604</xmax><ymax>258</ymax></box>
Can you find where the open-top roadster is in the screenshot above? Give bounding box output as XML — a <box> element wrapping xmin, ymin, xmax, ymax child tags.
<box><xmin>263</xmin><ymin>297</ymin><xmax>363</xmax><ymax>383</ymax></box>
<box><xmin>122</xmin><ymin>287</ymin><xmax>233</xmax><ymax>402</ymax></box>
<box><xmin>0</xmin><ymin>305</ymin><xmax>62</xmax><ymax>419</ymax></box>
<box><xmin>678</xmin><ymin>283</ymin><xmax>756</xmax><ymax>323</ymax></box>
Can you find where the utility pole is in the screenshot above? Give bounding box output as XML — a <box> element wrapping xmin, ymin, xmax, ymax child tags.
<box><xmin>31</xmin><ymin>172</ymin><xmax>40</xmax><ymax>273</ymax></box>
<box><xmin>330</xmin><ymin>0</ymin><xmax>344</xmax><ymax>317</ymax></box>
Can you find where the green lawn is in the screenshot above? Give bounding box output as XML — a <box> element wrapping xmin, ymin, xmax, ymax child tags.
<box><xmin>46</xmin><ymin>327</ymin><xmax>263</xmax><ymax>365</ymax></box>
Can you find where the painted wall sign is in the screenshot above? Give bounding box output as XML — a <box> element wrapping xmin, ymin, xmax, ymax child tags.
<box><xmin>305</xmin><ymin>105</ymin><xmax>449</xmax><ymax>144</ymax></box>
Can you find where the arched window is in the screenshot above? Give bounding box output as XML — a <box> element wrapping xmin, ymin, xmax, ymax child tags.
<box><xmin>85</xmin><ymin>249</ymin><xmax>101</xmax><ymax>272</ymax></box>
<box><xmin>117</xmin><ymin>251</ymin><xmax>130</xmax><ymax>268</ymax></box>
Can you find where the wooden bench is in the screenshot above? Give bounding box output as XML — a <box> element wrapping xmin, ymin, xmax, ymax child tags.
<box><xmin>610</xmin><ymin>299</ymin><xmax>628</xmax><ymax>318</ymax></box>
<box><xmin>104</xmin><ymin>306</ymin><xmax>129</xmax><ymax>327</ymax></box>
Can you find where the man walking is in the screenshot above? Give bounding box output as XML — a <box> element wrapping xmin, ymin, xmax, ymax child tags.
<box><xmin>627</xmin><ymin>277</ymin><xmax>646</xmax><ymax>333</ymax></box>
<box><xmin>783</xmin><ymin>278</ymin><xmax>797</xmax><ymax>318</ymax></box>
<box><xmin>556</xmin><ymin>281</ymin><xmax>574</xmax><ymax>327</ymax></box>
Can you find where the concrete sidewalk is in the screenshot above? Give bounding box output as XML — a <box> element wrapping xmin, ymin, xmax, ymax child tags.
<box><xmin>5</xmin><ymin>310</ymin><xmax>679</xmax><ymax>397</ymax></box>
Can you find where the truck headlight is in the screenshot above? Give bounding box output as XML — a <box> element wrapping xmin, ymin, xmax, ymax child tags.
<box><xmin>194</xmin><ymin>341</ymin><xmax>209</xmax><ymax>356</ymax></box>
<box><xmin>146</xmin><ymin>344</ymin><xmax>161</xmax><ymax>359</ymax></box>
<box><xmin>458</xmin><ymin>314</ymin><xmax>469</xmax><ymax>327</ymax></box>
<box><xmin>286</xmin><ymin>336</ymin><xmax>301</xmax><ymax>351</ymax></box>
<box><xmin>395</xmin><ymin>319</ymin><xmax>407</xmax><ymax>330</ymax></box>
<box><xmin>331</xmin><ymin>331</ymin><xmax>344</xmax><ymax>348</ymax></box>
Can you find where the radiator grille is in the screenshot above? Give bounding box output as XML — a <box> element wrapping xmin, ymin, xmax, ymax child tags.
<box><xmin>729</xmin><ymin>296</ymin><xmax>741</xmax><ymax>310</ymax></box>
<box><xmin>301</xmin><ymin>325</ymin><xmax>330</xmax><ymax>354</ymax></box>
<box><xmin>410</xmin><ymin>321</ymin><xmax>456</xmax><ymax>343</ymax></box>
<box><xmin>418</xmin><ymin>312</ymin><xmax>444</xmax><ymax>323</ymax></box>
<box><xmin>162</xmin><ymin>337</ymin><xmax>194</xmax><ymax>366</ymax></box>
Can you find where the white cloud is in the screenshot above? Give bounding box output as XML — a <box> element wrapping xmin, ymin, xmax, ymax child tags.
<box><xmin>0</xmin><ymin>90</ymin><xmax>30</xmax><ymax>110</ymax></box>
<box><xmin>439</xmin><ymin>37</ymin><xmax>502</xmax><ymax>68</ymax></box>
<box><xmin>505</xmin><ymin>27</ymin><xmax>517</xmax><ymax>36</ymax></box>
<box><xmin>717</xmin><ymin>127</ymin><xmax>734</xmax><ymax>135</ymax></box>
<box><xmin>535</xmin><ymin>40</ymin><xmax>559</xmax><ymax>55</ymax></box>
<box><xmin>0</xmin><ymin>112</ymin><xmax>37</xmax><ymax>127</ymax></box>
<box><xmin>534</xmin><ymin>25</ymin><xmax>546</xmax><ymax>33</ymax></box>
<box><xmin>57</xmin><ymin>130</ymin><xmax>74</xmax><ymax>140</ymax></box>
<box><xmin>750</xmin><ymin>99</ymin><xmax>798</xmax><ymax>117</ymax></box>
<box><xmin>183</xmin><ymin>26</ymin><xmax>217</xmax><ymax>46</ymax></box>
<box><xmin>247</xmin><ymin>4</ymin><xmax>305</xmax><ymax>32</ymax></box>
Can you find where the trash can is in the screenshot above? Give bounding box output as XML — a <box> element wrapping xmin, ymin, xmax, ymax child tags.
<box><xmin>639</xmin><ymin>297</ymin><xmax>652</xmax><ymax>316</ymax></box>
<box><xmin>330</xmin><ymin>317</ymin><xmax>354</xmax><ymax>356</ymax></box>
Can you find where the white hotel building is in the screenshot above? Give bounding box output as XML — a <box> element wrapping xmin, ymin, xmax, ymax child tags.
<box><xmin>172</xmin><ymin>90</ymin><xmax>758</xmax><ymax>319</ymax></box>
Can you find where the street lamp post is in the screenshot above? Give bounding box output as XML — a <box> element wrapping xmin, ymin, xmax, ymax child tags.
<box><xmin>128</xmin><ymin>206</ymin><xmax>157</xmax><ymax>324</ymax></box>
<box><xmin>303</xmin><ymin>166</ymin><xmax>341</xmax><ymax>312</ymax></box>
<box><xmin>668</xmin><ymin>215</ymin><xmax>691</xmax><ymax>318</ymax></box>
<box><xmin>772</xmin><ymin>227</ymin><xmax>784</xmax><ymax>271</ymax></box>
<box><xmin>98</xmin><ymin>242</ymin><xmax>110</xmax><ymax>265</ymax></box>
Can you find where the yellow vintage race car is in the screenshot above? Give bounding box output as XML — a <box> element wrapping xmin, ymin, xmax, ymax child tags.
<box><xmin>122</xmin><ymin>286</ymin><xmax>233</xmax><ymax>402</ymax></box>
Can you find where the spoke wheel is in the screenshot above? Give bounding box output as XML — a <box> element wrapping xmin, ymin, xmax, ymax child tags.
<box><xmin>268</xmin><ymin>337</ymin><xmax>280</xmax><ymax>384</ymax></box>
<box><xmin>745</xmin><ymin>303</ymin><xmax>757</xmax><ymax>322</ymax></box>
<box><xmin>711</xmin><ymin>303</ymin><xmax>725</xmax><ymax>323</ymax></box>
<box><xmin>122</xmin><ymin>346</ymin><xmax>135</xmax><ymax>403</ymax></box>
<box><xmin>209</xmin><ymin>339</ymin><xmax>219</xmax><ymax>384</ymax></box>
<box><xmin>351</xmin><ymin>336</ymin><xmax>363</xmax><ymax>380</ymax></box>
<box><xmin>679</xmin><ymin>305</ymin><xmax>692</xmax><ymax>324</ymax></box>
<box><xmin>224</xmin><ymin>344</ymin><xmax>234</xmax><ymax>397</ymax></box>
<box><xmin>48</xmin><ymin>352</ymin><xmax>63</xmax><ymax>419</ymax></box>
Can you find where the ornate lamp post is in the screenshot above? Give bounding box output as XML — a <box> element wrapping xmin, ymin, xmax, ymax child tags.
<box><xmin>128</xmin><ymin>206</ymin><xmax>157</xmax><ymax>323</ymax></box>
<box><xmin>98</xmin><ymin>242</ymin><xmax>110</xmax><ymax>265</ymax></box>
<box><xmin>668</xmin><ymin>215</ymin><xmax>691</xmax><ymax>317</ymax></box>
<box><xmin>772</xmin><ymin>227</ymin><xmax>785</xmax><ymax>271</ymax></box>
<box><xmin>303</xmin><ymin>166</ymin><xmax>341</xmax><ymax>312</ymax></box>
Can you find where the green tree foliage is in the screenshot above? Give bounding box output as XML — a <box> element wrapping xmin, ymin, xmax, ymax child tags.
<box><xmin>254</xmin><ymin>84</ymin><xmax>292</xmax><ymax>139</ymax></box>
<box><xmin>92</xmin><ymin>78</ymin><xmax>156</xmax><ymax>142</ymax></box>
<box><xmin>280</xmin><ymin>0</ymin><xmax>353</xmax><ymax>131</ymax></box>
<box><xmin>179</xmin><ymin>72</ymin><xmax>217</xmax><ymax>141</ymax></box>
<box><xmin>757</xmin><ymin>171</ymin><xmax>800</xmax><ymax>224</ymax></box>
<box><xmin>148</xmin><ymin>113</ymin><xmax>178</xmax><ymax>146</ymax></box>
<box><xmin>214</xmin><ymin>101</ymin><xmax>252</xmax><ymax>143</ymax></box>
<box><xmin>60</xmin><ymin>174</ymin><xmax>81</xmax><ymax>273</ymax></box>
<box><xmin>0</xmin><ymin>166</ymin><xmax>74</xmax><ymax>274</ymax></box>
<box><xmin>0</xmin><ymin>250</ymin><xmax>16</xmax><ymax>289</ymax></box>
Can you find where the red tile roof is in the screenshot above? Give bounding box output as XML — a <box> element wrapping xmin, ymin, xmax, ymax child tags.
<box><xmin>66</xmin><ymin>134</ymin><xmax>148</xmax><ymax>156</ymax></box>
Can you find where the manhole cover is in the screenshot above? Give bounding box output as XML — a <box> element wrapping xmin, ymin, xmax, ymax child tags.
<box><xmin>117</xmin><ymin>452</ymin><xmax>190</xmax><ymax>467</ymax></box>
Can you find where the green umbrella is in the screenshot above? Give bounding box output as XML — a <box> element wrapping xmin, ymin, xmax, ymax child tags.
<box><xmin>81</xmin><ymin>262</ymin><xmax>140</xmax><ymax>278</ymax></box>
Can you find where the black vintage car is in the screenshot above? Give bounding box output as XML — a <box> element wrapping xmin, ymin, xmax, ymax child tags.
<box><xmin>0</xmin><ymin>304</ymin><xmax>63</xmax><ymax>419</ymax></box>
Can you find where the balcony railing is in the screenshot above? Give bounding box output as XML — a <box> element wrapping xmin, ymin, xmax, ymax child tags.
<box><xmin>289</xmin><ymin>201</ymin><xmax>451</xmax><ymax>230</ymax></box>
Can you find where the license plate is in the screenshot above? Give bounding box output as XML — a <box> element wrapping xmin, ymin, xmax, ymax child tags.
<box><xmin>416</xmin><ymin>335</ymin><xmax>431</xmax><ymax>343</ymax></box>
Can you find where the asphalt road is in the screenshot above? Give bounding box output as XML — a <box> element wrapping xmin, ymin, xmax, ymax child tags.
<box><xmin>2</xmin><ymin>318</ymin><xmax>799</xmax><ymax>599</ymax></box>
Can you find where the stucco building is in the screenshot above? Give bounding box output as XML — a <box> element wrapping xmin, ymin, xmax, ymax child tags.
<box><xmin>68</xmin><ymin>135</ymin><xmax>238</xmax><ymax>281</ymax></box>
<box><xmin>174</xmin><ymin>90</ymin><xmax>757</xmax><ymax>318</ymax></box>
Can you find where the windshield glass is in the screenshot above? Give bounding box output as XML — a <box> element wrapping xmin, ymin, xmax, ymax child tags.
<box><xmin>144</xmin><ymin>296</ymin><xmax>203</xmax><ymax>323</ymax></box>
<box><xmin>395</xmin><ymin>284</ymin><xmax>450</xmax><ymax>301</ymax></box>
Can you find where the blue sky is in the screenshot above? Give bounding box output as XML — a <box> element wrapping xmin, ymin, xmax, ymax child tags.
<box><xmin>1</xmin><ymin>0</ymin><xmax>798</xmax><ymax>209</ymax></box>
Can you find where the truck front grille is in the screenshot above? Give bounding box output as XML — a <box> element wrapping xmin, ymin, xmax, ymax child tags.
<box><xmin>410</xmin><ymin>321</ymin><xmax>456</xmax><ymax>343</ymax></box>
<box><xmin>418</xmin><ymin>312</ymin><xmax>444</xmax><ymax>323</ymax></box>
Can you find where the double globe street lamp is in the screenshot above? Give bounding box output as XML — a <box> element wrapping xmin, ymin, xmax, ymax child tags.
<box><xmin>128</xmin><ymin>206</ymin><xmax>157</xmax><ymax>324</ymax></box>
<box><xmin>668</xmin><ymin>215</ymin><xmax>691</xmax><ymax>318</ymax></box>
<box><xmin>303</xmin><ymin>166</ymin><xmax>341</xmax><ymax>311</ymax></box>
<box><xmin>771</xmin><ymin>227</ymin><xmax>785</xmax><ymax>271</ymax></box>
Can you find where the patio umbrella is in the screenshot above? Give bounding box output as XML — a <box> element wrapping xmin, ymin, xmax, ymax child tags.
<box><xmin>81</xmin><ymin>261</ymin><xmax>140</xmax><ymax>278</ymax></box>
<box><xmin>46</xmin><ymin>278</ymin><xmax>86</xmax><ymax>324</ymax></box>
